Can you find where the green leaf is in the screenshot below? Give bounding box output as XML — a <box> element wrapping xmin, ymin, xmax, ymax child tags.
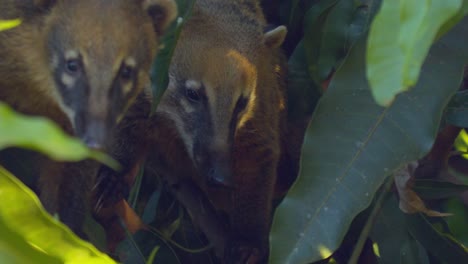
<box><xmin>406</xmin><ymin>213</ymin><xmax>468</xmax><ymax>263</ymax></box>
<box><xmin>270</xmin><ymin>30</ymin><xmax>464</xmax><ymax>263</ymax></box>
<box><xmin>0</xmin><ymin>166</ymin><xmax>116</xmax><ymax>264</ymax></box>
<box><xmin>0</xmin><ymin>19</ymin><xmax>21</xmax><ymax>31</ymax></box>
<box><xmin>446</xmin><ymin>90</ymin><xmax>468</xmax><ymax>128</ymax></box>
<box><xmin>304</xmin><ymin>0</ymin><xmax>376</xmax><ymax>85</ymax></box>
<box><xmin>413</xmin><ymin>179</ymin><xmax>468</xmax><ymax>200</ymax></box>
<box><xmin>151</xmin><ymin>0</ymin><xmax>195</xmax><ymax>113</ymax></box>
<box><xmin>147</xmin><ymin>245</ymin><xmax>160</xmax><ymax>264</ymax></box>
<box><xmin>0</xmin><ymin>102</ymin><xmax>119</xmax><ymax>169</ymax></box>
<box><xmin>444</xmin><ymin>198</ymin><xmax>468</xmax><ymax>246</ymax></box>
<box><xmin>302</xmin><ymin>0</ymin><xmax>345</xmax><ymax>83</ymax></box>
<box><xmin>366</xmin><ymin>0</ymin><xmax>463</xmax><ymax>106</ymax></box>
<box><xmin>287</xmin><ymin>40</ymin><xmax>322</xmax><ymax>121</ymax></box>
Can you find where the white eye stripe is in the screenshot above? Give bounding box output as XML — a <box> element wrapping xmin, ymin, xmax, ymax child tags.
<box><xmin>64</xmin><ymin>49</ymin><xmax>79</xmax><ymax>60</ymax></box>
<box><xmin>61</xmin><ymin>73</ymin><xmax>76</xmax><ymax>88</ymax></box>
<box><xmin>124</xmin><ymin>57</ymin><xmax>137</xmax><ymax>68</ymax></box>
<box><xmin>185</xmin><ymin>79</ymin><xmax>202</xmax><ymax>90</ymax></box>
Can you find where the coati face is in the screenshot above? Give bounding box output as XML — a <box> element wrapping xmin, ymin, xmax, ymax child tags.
<box><xmin>41</xmin><ymin>0</ymin><xmax>176</xmax><ymax>149</ymax></box>
<box><xmin>158</xmin><ymin>25</ymin><xmax>287</xmax><ymax>187</ymax></box>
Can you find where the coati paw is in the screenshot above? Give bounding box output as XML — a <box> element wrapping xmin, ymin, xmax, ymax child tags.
<box><xmin>224</xmin><ymin>240</ymin><xmax>265</xmax><ymax>264</ymax></box>
<box><xmin>92</xmin><ymin>169</ymin><xmax>130</xmax><ymax>213</ymax></box>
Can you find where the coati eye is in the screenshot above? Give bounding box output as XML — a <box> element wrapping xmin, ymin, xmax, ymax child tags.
<box><xmin>186</xmin><ymin>88</ymin><xmax>201</xmax><ymax>102</ymax></box>
<box><xmin>65</xmin><ymin>59</ymin><xmax>81</xmax><ymax>74</ymax></box>
<box><xmin>120</xmin><ymin>65</ymin><xmax>134</xmax><ymax>80</ymax></box>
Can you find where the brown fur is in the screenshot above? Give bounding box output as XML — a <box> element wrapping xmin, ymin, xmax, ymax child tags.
<box><xmin>0</xmin><ymin>0</ymin><xmax>176</xmax><ymax>236</ymax></box>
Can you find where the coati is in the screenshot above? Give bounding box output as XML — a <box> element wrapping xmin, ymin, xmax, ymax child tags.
<box><xmin>94</xmin><ymin>0</ymin><xmax>289</xmax><ymax>262</ymax></box>
<box><xmin>0</xmin><ymin>0</ymin><xmax>177</xmax><ymax>235</ymax></box>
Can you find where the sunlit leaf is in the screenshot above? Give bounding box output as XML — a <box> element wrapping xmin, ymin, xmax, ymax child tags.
<box><xmin>0</xmin><ymin>19</ymin><xmax>21</xmax><ymax>31</ymax></box>
<box><xmin>0</xmin><ymin>102</ymin><xmax>119</xmax><ymax>169</ymax></box>
<box><xmin>454</xmin><ymin>129</ymin><xmax>468</xmax><ymax>159</ymax></box>
<box><xmin>366</xmin><ymin>0</ymin><xmax>463</xmax><ymax>106</ymax></box>
<box><xmin>0</xmin><ymin>166</ymin><xmax>116</xmax><ymax>264</ymax></box>
<box><xmin>270</xmin><ymin>26</ymin><xmax>464</xmax><ymax>263</ymax></box>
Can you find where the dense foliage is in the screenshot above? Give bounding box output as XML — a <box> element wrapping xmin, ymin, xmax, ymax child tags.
<box><xmin>1</xmin><ymin>0</ymin><xmax>467</xmax><ymax>263</ymax></box>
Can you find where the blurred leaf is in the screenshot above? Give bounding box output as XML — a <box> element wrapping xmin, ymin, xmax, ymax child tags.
<box><xmin>0</xmin><ymin>166</ymin><xmax>116</xmax><ymax>264</ymax></box>
<box><xmin>444</xmin><ymin>198</ymin><xmax>468</xmax><ymax>246</ymax></box>
<box><xmin>413</xmin><ymin>179</ymin><xmax>468</xmax><ymax>200</ymax></box>
<box><xmin>151</xmin><ymin>0</ymin><xmax>195</xmax><ymax>112</ymax></box>
<box><xmin>446</xmin><ymin>90</ymin><xmax>468</xmax><ymax>128</ymax></box>
<box><xmin>371</xmin><ymin>194</ymin><xmax>430</xmax><ymax>264</ymax></box>
<box><xmin>270</xmin><ymin>26</ymin><xmax>465</xmax><ymax>263</ymax></box>
<box><xmin>366</xmin><ymin>0</ymin><xmax>463</xmax><ymax>106</ymax></box>
<box><xmin>0</xmin><ymin>102</ymin><xmax>119</xmax><ymax>169</ymax></box>
<box><xmin>0</xmin><ymin>18</ymin><xmax>20</xmax><ymax>31</ymax></box>
<box><xmin>406</xmin><ymin>213</ymin><xmax>468</xmax><ymax>263</ymax></box>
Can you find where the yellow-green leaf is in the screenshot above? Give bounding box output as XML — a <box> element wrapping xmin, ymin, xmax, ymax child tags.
<box><xmin>0</xmin><ymin>19</ymin><xmax>21</xmax><ymax>31</ymax></box>
<box><xmin>366</xmin><ymin>0</ymin><xmax>463</xmax><ymax>106</ymax></box>
<box><xmin>0</xmin><ymin>102</ymin><xmax>119</xmax><ymax>169</ymax></box>
<box><xmin>0</xmin><ymin>166</ymin><xmax>116</xmax><ymax>264</ymax></box>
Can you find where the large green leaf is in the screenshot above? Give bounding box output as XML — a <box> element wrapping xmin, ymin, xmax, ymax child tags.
<box><xmin>0</xmin><ymin>166</ymin><xmax>116</xmax><ymax>264</ymax></box>
<box><xmin>270</xmin><ymin>31</ymin><xmax>465</xmax><ymax>264</ymax></box>
<box><xmin>366</xmin><ymin>0</ymin><xmax>463</xmax><ymax>106</ymax></box>
<box><xmin>0</xmin><ymin>102</ymin><xmax>118</xmax><ymax>169</ymax></box>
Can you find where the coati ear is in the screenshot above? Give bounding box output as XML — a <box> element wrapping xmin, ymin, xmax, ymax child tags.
<box><xmin>142</xmin><ymin>0</ymin><xmax>178</xmax><ymax>34</ymax></box>
<box><xmin>263</xmin><ymin>25</ymin><xmax>287</xmax><ymax>49</ymax></box>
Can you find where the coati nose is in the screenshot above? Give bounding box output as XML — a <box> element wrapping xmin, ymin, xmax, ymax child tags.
<box><xmin>83</xmin><ymin>137</ymin><xmax>103</xmax><ymax>150</ymax></box>
<box><xmin>82</xmin><ymin>119</ymin><xmax>106</xmax><ymax>151</ymax></box>
<box><xmin>208</xmin><ymin>165</ymin><xmax>234</xmax><ymax>188</ymax></box>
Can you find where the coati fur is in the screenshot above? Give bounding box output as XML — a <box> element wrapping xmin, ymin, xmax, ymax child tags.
<box><xmin>0</xmin><ymin>0</ymin><xmax>176</xmax><ymax>236</ymax></box>
<box><xmin>94</xmin><ymin>0</ymin><xmax>290</xmax><ymax>262</ymax></box>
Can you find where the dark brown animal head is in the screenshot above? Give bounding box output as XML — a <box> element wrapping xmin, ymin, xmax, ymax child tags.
<box><xmin>37</xmin><ymin>0</ymin><xmax>177</xmax><ymax>149</ymax></box>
